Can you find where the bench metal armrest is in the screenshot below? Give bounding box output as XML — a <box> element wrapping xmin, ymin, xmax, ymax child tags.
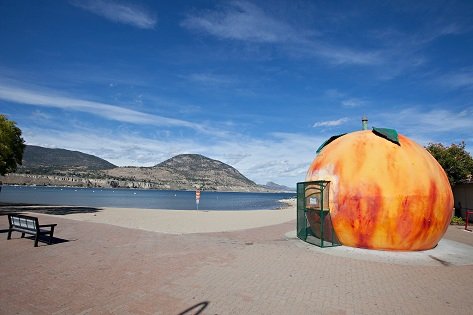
<box><xmin>39</xmin><ymin>224</ymin><xmax>58</xmax><ymax>228</ymax></box>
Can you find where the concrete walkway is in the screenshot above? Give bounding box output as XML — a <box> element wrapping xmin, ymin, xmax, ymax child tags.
<box><xmin>1</xmin><ymin>214</ymin><xmax>472</xmax><ymax>314</ymax></box>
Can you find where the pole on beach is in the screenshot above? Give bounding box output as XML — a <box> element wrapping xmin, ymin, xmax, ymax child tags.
<box><xmin>195</xmin><ymin>189</ymin><xmax>200</xmax><ymax>210</ymax></box>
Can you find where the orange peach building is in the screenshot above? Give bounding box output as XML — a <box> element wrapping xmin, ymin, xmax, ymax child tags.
<box><xmin>305</xmin><ymin>127</ymin><xmax>453</xmax><ymax>251</ymax></box>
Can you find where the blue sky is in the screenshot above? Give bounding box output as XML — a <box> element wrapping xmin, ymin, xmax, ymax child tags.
<box><xmin>1</xmin><ymin>0</ymin><xmax>472</xmax><ymax>187</ymax></box>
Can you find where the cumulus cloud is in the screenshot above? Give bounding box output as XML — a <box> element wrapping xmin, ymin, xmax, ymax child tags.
<box><xmin>71</xmin><ymin>0</ymin><xmax>157</xmax><ymax>29</ymax></box>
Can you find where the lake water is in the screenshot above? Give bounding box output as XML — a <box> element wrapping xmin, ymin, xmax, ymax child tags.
<box><xmin>0</xmin><ymin>185</ymin><xmax>295</xmax><ymax>211</ymax></box>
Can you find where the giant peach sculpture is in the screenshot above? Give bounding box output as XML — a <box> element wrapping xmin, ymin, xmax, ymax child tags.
<box><xmin>306</xmin><ymin>128</ymin><xmax>453</xmax><ymax>251</ymax></box>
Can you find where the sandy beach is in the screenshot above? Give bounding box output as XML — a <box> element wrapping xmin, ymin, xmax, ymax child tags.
<box><xmin>23</xmin><ymin>198</ymin><xmax>297</xmax><ymax>234</ymax></box>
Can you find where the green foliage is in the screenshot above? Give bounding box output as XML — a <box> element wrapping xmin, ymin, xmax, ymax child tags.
<box><xmin>426</xmin><ymin>142</ymin><xmax>473</xmax><ymax>187</ymax></box>
<box><xmin>110</xmin><ymin>180</ymin><xmax>119</xmax><ymax>188</ymax></box>
<box><xmin>451</xmin><ymin>216</ymin><xmax>465</xmax><ymax>225</ymax></box>
<box><xmin>0</xmin><ymin>115</ymin><xmax>25</xmax><ymax>176</ymax></box>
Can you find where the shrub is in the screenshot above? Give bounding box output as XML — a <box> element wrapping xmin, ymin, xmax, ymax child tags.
<box><xmin>451</xmin><ymin>216</ymin><xmax>465</xmax><ymax>225</ymax></box>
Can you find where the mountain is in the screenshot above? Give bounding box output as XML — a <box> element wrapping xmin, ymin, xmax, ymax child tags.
<box><xmin>261</xmin><ymin>181</ymin><xmax>295</xmax><ymax>192</ymax></box>
<box><xmin>8</xmin><ymin>146</ymin><xmax>275</xmax><ymax>192</ymax></box>
<box><xmin>19</xmin><ymin>145</ymin><xmax>116</xmax><ymax>173</ymax></box>
<box><xmin>104</xmin><ymin>154</ymin><xmax>265</xmax><ymax>191</ymax></box>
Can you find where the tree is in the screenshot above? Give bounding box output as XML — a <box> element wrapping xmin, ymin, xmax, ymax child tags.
<box><xmin>426</xmin><ymin>142</ymin><xmax>473</xmax><ymax>187</ymax></box>
<box><xmin>0</xmin><ymin>114</ymin><xmax>25</xmax><ymax>176</ymax></box>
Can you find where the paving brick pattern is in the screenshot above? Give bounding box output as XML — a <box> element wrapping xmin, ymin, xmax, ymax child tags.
<box><xmin>1</xmin><ymin>214</ymin><xmax>472</xmax><ymax>315</ymax></box>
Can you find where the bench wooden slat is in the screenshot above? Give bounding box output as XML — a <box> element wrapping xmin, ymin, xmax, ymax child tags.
<box><xmin>7</xmin><ymin>214</ymin><xmax>57</xmax><ymax>247</ymax></box>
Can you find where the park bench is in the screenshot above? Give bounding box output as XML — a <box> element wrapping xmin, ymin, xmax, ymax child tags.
<box><xmin>7</xmin><ymin>214</ymin><xmax>57</xmax><ymax>247</ymax></box>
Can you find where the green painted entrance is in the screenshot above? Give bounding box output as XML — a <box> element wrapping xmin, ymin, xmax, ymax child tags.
<box><xmin>296</xmin><ymin>181</ymin><xmax>341</xmax><ymax>248</ymax></box>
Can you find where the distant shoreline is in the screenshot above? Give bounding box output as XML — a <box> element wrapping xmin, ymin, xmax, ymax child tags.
<box><xmin>0</xmin><ymin>174</ymin><xmax>295</xmax><ymax>193</ymax></box>
<box><xmin>0</xmin><ymin>183</ymin><xmax>296</xmax><ymax>194</ymax></box>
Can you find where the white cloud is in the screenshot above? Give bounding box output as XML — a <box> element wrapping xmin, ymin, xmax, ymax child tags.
<box><xmin>184</xmin><ymin>73</ymin><xmax>236</xmax><ymax>86</ymax></box>
<box><xmin>307</xmin><ymin>44</ymin><xmax>382</xmax><ymax>65</ymax></box>
<box><xmin>0</xmin><ymin>82</ymin><xmax>226</xmax><ymax>136</ymax></box>
<box><xmin>341</xmin><ymin>98</ymin><xmax>366</xmax><ymax>107</ymax></box>
<box><xmin>71</xmin><ymin>0</ymin><xmax>157</xmax><ymax>29</ymax></box>
<box><xmin>416</xmin><ymin>23</ymin><xmax>464</xmax><ymax>45</ymax></box>
<box><xmin>210</xmin><ymin>132</ymin><xmax>324</xmax><ymax>186</ymax></box>
<box><xmin>374</xmin><ymin>106</ymin><xmax>473</xmax><ymax>147</ymax></box>
<box><xmin>436</xmin><ymin>68</ymin><xmax>473</xmax><ymax>90</ymax></box>
<box><xmin>181</xmin><ymin>1</ymin><xmax>296</xmax><ymax>43</ymax></box>
<box><xmin>324</xmin><ymin>89</ymin><xmax>368</xmax><ymax>108</ymax></box>
<box><xmin>365</xmin><ymin>21</ymin><xmax>469</xmax><ymax>79</ymax></box>
<box><xmin>404</xmin><ymin>108</ymin><xmax>473</xmax><ymax>133</ymax></box>
<box><xmin>383</xmin><ymin>107</ymin><xmax>473</xmax><ymax>134</ymax></box>
<box><xmin>181</xmin><ymin>1</ymin><xmax>381</xmax><ymax>65</ymax></box>
<box><xmin>313</xmin><ymin>118</ymin><xmax>348</xmax><ymax>127</ymax></box>
<box><xmin>179</xmin><ymin>2</ymin><xmax>469</xmax><ymax>73</ymax></box>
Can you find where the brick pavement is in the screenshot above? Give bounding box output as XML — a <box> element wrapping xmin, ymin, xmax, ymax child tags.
<box><xmin>0</xmin><ymin>213</ymin><xmax>472</xmax><ymax>315</ymax></box>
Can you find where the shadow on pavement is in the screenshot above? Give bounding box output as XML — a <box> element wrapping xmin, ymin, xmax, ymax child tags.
<box><xmin>178</xmin><ymin>301</ymin><xmax>209</xmax><ymax>315</ymax></box>
<box><xmin>0</xmin><ymin>204</ymin><xmax>101</xmax><ymax>216</ymax></box>
<box><xmin>2</xmin><ymin>234</ymin><xmax>74</xmax><ymax>246</ymax></box>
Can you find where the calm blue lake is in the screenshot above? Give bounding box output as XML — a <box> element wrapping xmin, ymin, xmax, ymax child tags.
<box><xmin>0</xmin><ymin>185</ymin><xmax>295</xmax><ymax>211</ymax></box>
